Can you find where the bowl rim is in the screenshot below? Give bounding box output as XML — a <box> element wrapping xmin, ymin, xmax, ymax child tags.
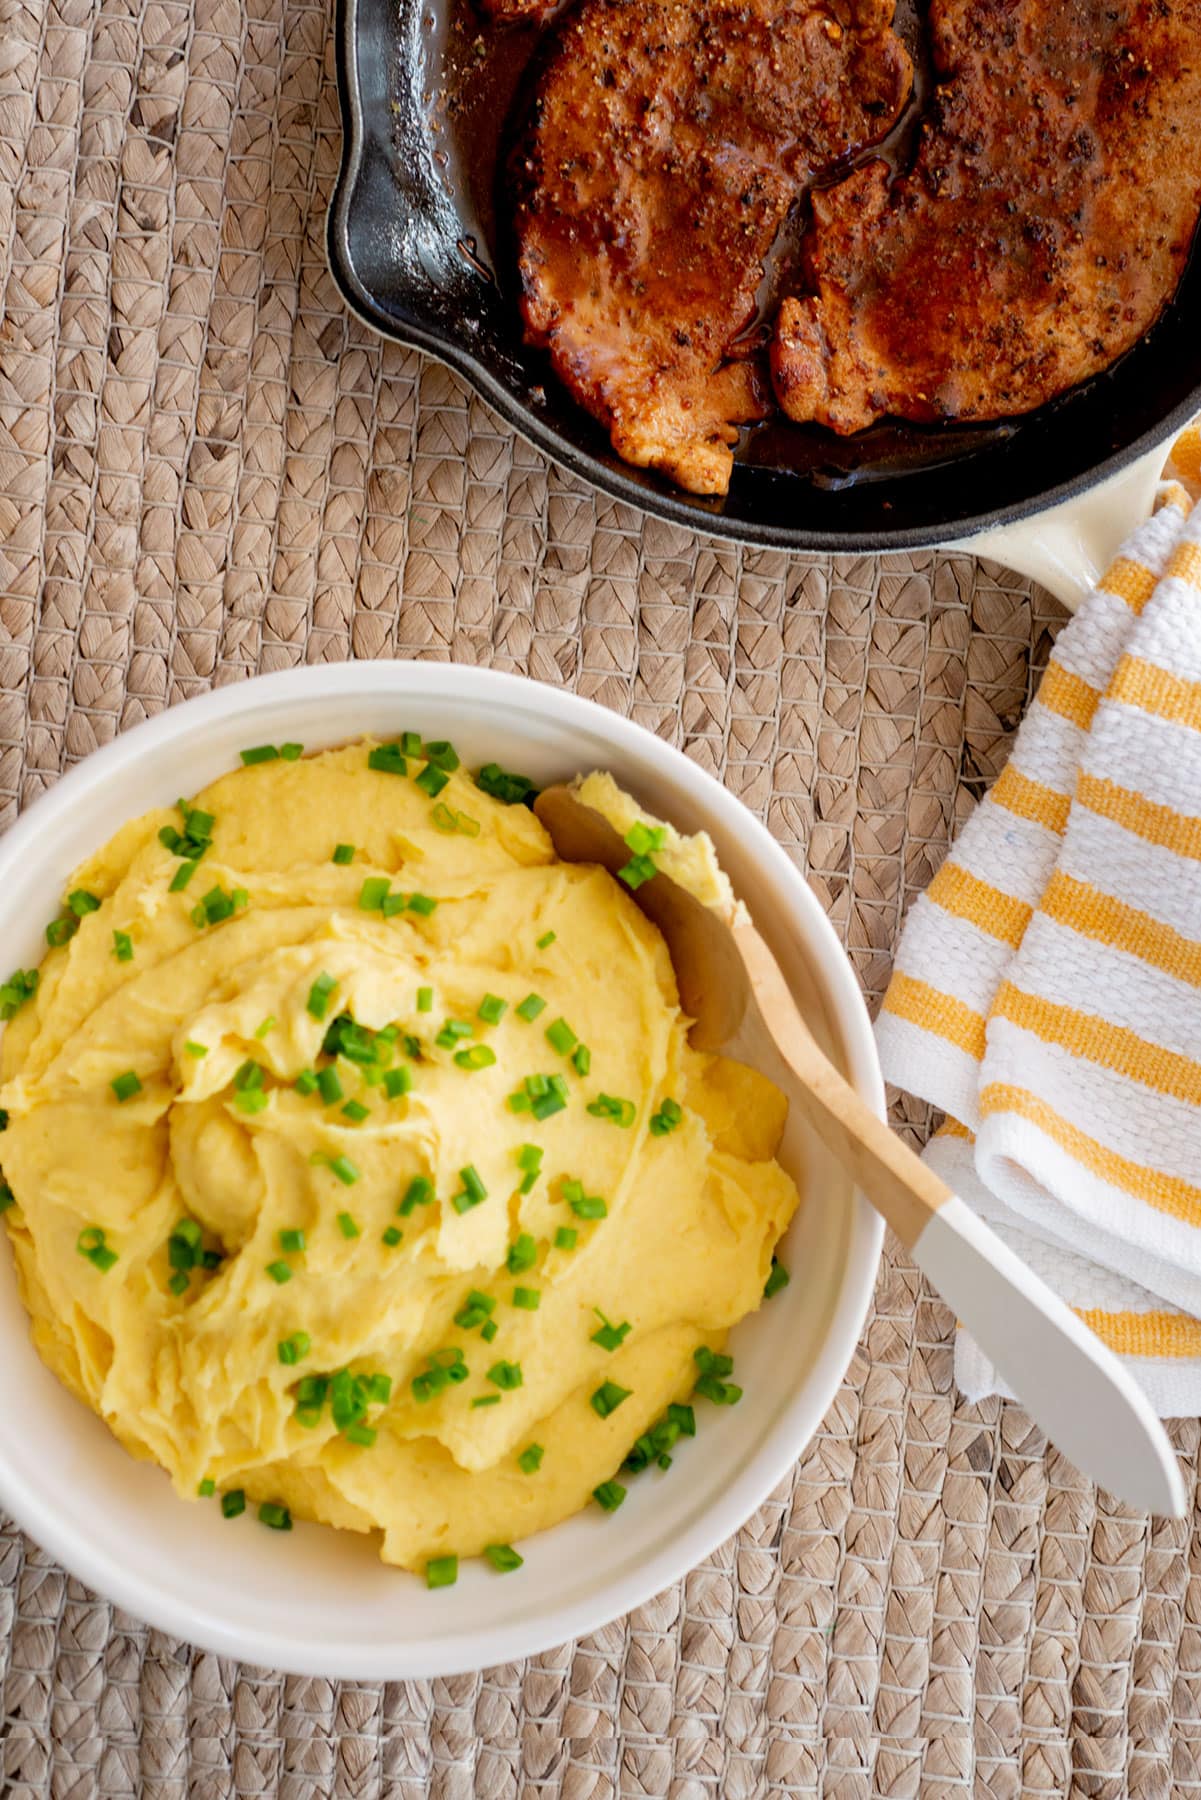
<box><xmin>0</xmin><ymin>662</ymin><xmax>884</xmax><ymax>1674</ymax></box>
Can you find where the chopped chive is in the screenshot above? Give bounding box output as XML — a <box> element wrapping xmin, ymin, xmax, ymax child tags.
<box><xmin>415</xmin><ymin>764</ymin><xmax>449</xmax><ymax>798</ymax></box>
<box><xmin>423</xmin><ymin>739</ymin><xmax>460</xmax><ymax>772</ymax></box>
<box><xmin>197</xmin><ymin>1478</ymin><xmax>216</xmax><ymax>1497</ymax></box>
<box><xmin>382</xmin><ymin>1225</ymin><xmax>403</xmax><ymax>1246</ymax></box>
<box><xmin>111</xmin><ymin>1070</ymin><xmax>141</xmax><ymax>1103</ymax></box>
<box><xmin>407</xmin><ymin>893</ymin><xmax>437</xmax><ymax>917</ymax></box>
<box><xmin>169</xmin><ymin>859</ymin><xmax>199</xmax><ymax>892</ymax></box>
<box><xmin>222</xmin><ymin>1489</ymin><xmax>246</xmax><ymax>1519</ymax></box>
<box><xmin>431</xmin><ymin>801</ymin><xmax>459</xmax><ymax>834</ymax></box>
<box><xmin>45</xmin><ymin>915</ymin><xmax>78</xmax><ymax>949</ymax></box>
<box><xmin>451</xmin><ymin>1189</ymin><xmax>484</xmax><ymax>1215</ymax></box>
<box><xmin>280</xmin><ymin>743</ymin><xmax>303</xmax><ymax>762</ymax></box>
<box><xmin>317</xmin><ymin>1065</ymin><xmax>343</xmax><ymax>1105</ymax></box>
<box><xmin>258</xmin><ymin>1501</ymin><xmax>292</xmax><ymax>1529</ymax></box>
<box><xmin>401</xmin><ymin>732</ymin><xmax>422</xmax><ymax>757</ymax></box>
<box><xmin>112</xmin><ymin>929</ymin><xmax>133</xmax><ymax>962</ymax></box>
<box><xmin>476</xmin><ymin>763</ymin><xmax>538</xmax><ymax>806</ymax></box>
<box><xmin>343</xmin><ymin>1422</ymin><xmax>377</xmax><ymax>1447</ymax></box>
<box><xmin>277</xmin><ymin>1331</ymin><xmax>311</xmax><ymax>1365</ymax></box>
<box><xmin>426</xmin><ymin>1555</ymin><xmax>458</xmax><ymax>1589</ymax></box>
<box><xmin>472</xmin><ymin>1394</ymin><xmax>501</xmax><ymax>1408</ymax></box>
<box><xmin>255</xmin><ymin>1015</ymin><xmax>277</xmax><ymax>1039</ymax></box>
<box><xmin>669</xmin><ymin>1401</ymin><xmax>696</xmax><ymax>1437</ymax></box>
<box><xmin>517</xmin><ymin>1443</ymin><xmax>543</xmax><ymax>1474</ymax></box>
<box><xmin>383</xmin><ymin>1066</ymin><xmax>412</xmax><ymax>1099</ymax></box>
<box><xmin>591</xmin><ymin>1311</ymin><xmax>631</xmax><ymax>1352</ymax></box>
<box><xmin>279</xmin><ymin>1227</ymin><xmax>305</xmax><ymax>1253</ymax></box>
<box><xmin>184</xmin><ymin>1040</ymin><xmax>208</xmax><ymax>1058</ymax></box>
<box><xmin>67</xmin><ymin>889</ymin><xmax>101</xmax><ymax>917</ymax></box>
<box><xmin>592</xmin><ymin>1480</ymin><xmax>626</xmax><ymax>1512</ymax></box>
<box><xmin>477</xmin><ymin>994</ymin><xmax>507</xmax><ymax>1025</ymax></box>
<box><xmin>649</xmin><ymin>1097</ymin><xmax>683</xmax><ymax>1136</ymax></box>
<box><xmin>693</xmin><ymin>1345</ymin><xmax>743</xmax><ymax>1405</ymax></box>
<box><xmin>435</xmin><ymin>1019</ymin><xmax>474</xmax><ymax>1049</ymax></box>
<box><xmin>341</xmin><ymin>1099</ymin><xmax>370</xmax><ymax>1122</ymax></box>
<box><xmin>328</xmin><ymin>1155</ymin><xmax>360</xmax><ymax>1187</ymax></box>
<box><xmin>617</xmin><ymin>848</ymin><xmax>658</xmax><ymax>889</ymax></box>
<box><xmin>417</xmin><ymin>986</ymin><xmax>433</xmax><ymax>1013</ymax></box>
<box><xmin>454</xmin><ymin>1288</ymin><xmax>497</xmax><ymax>1329</ymax></box>
<box><xmin>536</xmin><ymin>930</ymin><xmax>556</xmax><ymax>949</ymax></box>
<box><xmin>569</xmin><ymin>1193</ymin><xmax>607</xmax><ymax>1220</ymax></box>
<box><xmin>587</xmin><ymin>1094</ymin><xmax>637</xmax><ymax>1128</ymax></box>
<box><xmin>625</xmin><ymin>821</ymin><xmax>666</xmax><ymax>856</ymax></box>
<box><xmin>266</xmin><ymin>1260</ymin><xmax>293</xmax><ymax>1284</ymax></box>
<box><xmin>453</xmin><ymin>1044</ymin><xmax>496</xmax><ymax>1071</ymax></box>
<box><xmin>485</xmin><ymin>1543</ymin><xmax>523</xmax><ymax>1573</ymax></box>
<box><xmin>368</xmin><ymin>743</ymin><xmax>408</xmax><ymax>776</ymax></box>
<box><xmin>507</xmin><ymin>1233</ymin><xmax>537</xmax><ymax>1274</ymax></box>
<box><xmin>507</xmin><ymin>1091</ymin><xmax>531</xmax><ymax>1113</ymax></box>
<box><xmin>481</xmin><ymin>1318</ymin><xmax>498</xmax><ymax>1342</ymax></box>
<box><xmin>337</xmin><ymin>1210</ymin><xmax>360</xmax><ymax>1238</ymax></box>
<box><xmin>460</xmin><ymin>1165</ymin><xmax>487</xmax><ymax>1202</ymax></box>
<box><xmin>487</xmin><ymin>1360</ymin><xmax>523</xmax><ymax>1390</ymax></box>
<box><xmin>294</xmin><ymin>1068</ymin><xmax>319</xmax><ymax>1095</ymax></box>
<box><xmin>359</xmin><ymin>876</ymin><xmax>390</xmax><ymax>912</ymax></box>
<box><xmin>307</xmin><ymin>972</ymin><xmax>337</xmax><ymax>1021</ymax></box>
<box><xmin>240</xmin><ymin>745</ymin><xmax>279</xmax><ymax>765</ymax></box>
<box><xmin>764</xmin><ymin>1257</ymin><xmax>790</xmax><ymax>1300</ymax></box>
<box><xmin>235</xmin><ymin>1088</ymin><xmax>268</xmax><ymax>1114</ymax></box>
<box><xmin>554</xmin><ymin>1227</ymin><xmax>577</xmax><ymax>1250</ymax></box>
<box><xmin>517</xmin><ymin>1144</ymin><xmax>543</xmax><ymax>1171</ymax></box>
<box><xmin>0</xmin><ymin>1182</ymin><xmax>14</xmax><ymax>1214</ymax></box>
<box><xmin>168</xmin><ymin>1269</ymin><xmax>190</xmax><ymax>1295</ymax></box>
<box><xmin>0</xmin><ymin>969</ymin><xmax>37</xmax><ymax>1021</ymax></box>
<box><xmin>233</xmin><ymin>1060</ymin><xmax>265</xmax><ymax>1092</ymax></box>
<box><xmin>516</xmin><ymin>994</ymin><xmax>546</xmax><ymax>1023</ymax></box>
<box><xmin>512</xmin><ymin>1287</ymin><xmax>540</xmax><ymax>1311</ymax></box>
<box><xmin>399</xmin><ymin>1175</ymin><xmax>434</xmax><ymax>1216</ymax></box>
<box><xmin>332</xmin><ymin>843</ymin><xmax>355</xmax><ymax>864</ymax></box>
<box><xmin>590</xmin><ymin>1380</ymin><xmax>631</xmax><ymax>1419</ymax></box>
<box><xmin>545</xmin><ymin>1018</ymin><xmax>577</xmax><ymax>1056</ymax></box>
<box><xmin>381</xmin><ymin>891</ymin><xmax>409</xmax><ymax>917</ymax></box>
<box><xmin>571</xmin><ymin>1044</ymin><xmax>591</xmax><ymax>1077</ymax></box>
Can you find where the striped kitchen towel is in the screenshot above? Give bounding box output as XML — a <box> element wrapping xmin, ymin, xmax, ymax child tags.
<box><xmin>876</xmin><ymin>425</ymin><xmax>1201</xmax><ymax>1415</ymax></box>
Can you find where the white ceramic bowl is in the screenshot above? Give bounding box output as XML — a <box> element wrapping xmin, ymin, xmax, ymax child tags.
<box><xmin>0</xmin><ymin>663</ymin><xmax>882</xmax><ymax>1677</ymax></box>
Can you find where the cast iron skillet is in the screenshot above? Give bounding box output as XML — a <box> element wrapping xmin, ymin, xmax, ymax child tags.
<box><xmin>327</xmin><ymin>0</ymin><xmax>1201</xmax><ymax>553</ymax></box>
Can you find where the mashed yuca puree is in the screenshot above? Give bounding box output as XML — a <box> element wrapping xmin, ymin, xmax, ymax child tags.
<box><xmin>0</xmin><ymin>737</ymin><xmax>799</xmax><ymax>1578</ymax></box>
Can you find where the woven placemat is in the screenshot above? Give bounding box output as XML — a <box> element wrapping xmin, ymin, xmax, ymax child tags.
<box><xmin>2</xmin><ymin>0</ymin><xmax>1199</xmax><ymax>1793</ymax></box>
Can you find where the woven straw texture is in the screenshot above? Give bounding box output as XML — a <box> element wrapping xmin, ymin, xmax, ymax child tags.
<box><xmin>3</xmin><ymin>0</ymin><xmax>1201</xmax><ymax>1792</ymax></box>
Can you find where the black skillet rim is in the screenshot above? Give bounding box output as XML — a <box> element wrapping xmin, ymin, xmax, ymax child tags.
<box><xmin>327</xmin><ymin>0</ymin><xmax>1200</xmax><ymax>556</ymax></box>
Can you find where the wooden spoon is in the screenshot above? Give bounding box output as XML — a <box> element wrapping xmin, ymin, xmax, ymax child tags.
<box><xmin>534</xmin><ymin>784</ymin><xmax>1186</xmax><ymax>1517</ymax></box>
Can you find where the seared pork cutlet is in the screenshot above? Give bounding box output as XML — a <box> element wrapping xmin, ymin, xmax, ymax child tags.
<box><xmin>773</xmin><ymin>0</ymin><xmax>1201</xmax><ymax>434</ymax></box>
<box><xmin>512</xmin><ymin>0</ymin><xmax>911</xmax><ymax>495</ymax></box>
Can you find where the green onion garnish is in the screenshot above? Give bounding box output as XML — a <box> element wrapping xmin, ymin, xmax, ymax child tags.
<box><xmin>554</xmin><ymin>1226</ymin><xmax>577</xmax><ymax>1250</ymax></box>
<box><xmin>185</xmin><ymin>1040</ymin><xmax>208</xmax><ymax>1058</ymax></box>
<box><xmin>587</xmin><ymin>1094</ymin><xmax>637</xmax><ymax>1128</ymax></box>
<box><xmin>222</xmin><ymin>1490</ymin><xmax>246</xmax><ymax>1519</ymax></box>
<box><xmin>401</xmin><ymin>732</ymin><xmax>422</xmax><ymax>757</ymax></box>
<box><xmin>411</xmin><ymin>1348</ymin><xmax>469</xmax><ymax>1402</ymax></box>
<box><xmin>368</xmin><ymin>743</ymin><xmax>408</xmax><ymax>776</ymax></box>
<box><xmin>506</xmin><ymin>1233</ymin><xmax>536</xmax><ymax>1274</ymax></box>
<box><xmin>423</xmin><ymin>739</ymin><xmax>460</xmax><ymax>772</ymax></box>
<box><xmin>111</xmin><ymin>1070</ymin><xmax>141</xmax><ymax>1103</ymax></box>
<box><xmin>332</xmin><ymin>843</ymin><xmax>355</xmax><ymax>864</ymax></box>
<box><xmin>649</xmin><ymin>1097</ymin><xmax>683</xmax><ymax>1136</ymax></box>
<box><xmin>67</xmin><ymin>889</ymin><xmax>100</xmax><ymax>917</ymax></box>
<box><xmin>453</xmin><ymin>1045</ymin><xmax>496</xmax><ymax>1072</ymax></box>
<box><xmin>516</xmin><ymin>994</ymin><xmax>546</xmax><ymax>1022</ymax></box>
<box><xmin>359</xmin><ymin>876</ymin><xmax>390</xmax><ymax>911</ymax></box>
<box><xmin>536</xmin><ymin>931</ymin><xmax>556</xmax><ymax>949</ymax></box>
<box><xmin>384</xmin><ymin>1067</ymin><xmax>412</xmax><ymax>1099</ymax></box>
<box><xmin>317</xmin><ymin>1065</ymin><xmax>343</xmax><ymax>1105</ymax></box>
<box><xmin>258</xmin><ymin>1501</ymin><xmax>292</xmax><ymax>1530</ymax></box>
<box><xmin>381</xmin><ymin>891</ymin><xmax>408</xmax><ymax>917</ymax></box>
<box><xmin>569</xmin><ymin>1192</ymin><xmax>606</xmax><ymax>1220</ymax></box>
<box><xmin>234</xmin><ymin>1089</ymin><xmax>268</xmax><ymax>1115</ymax></box>
<box><xmin>76</xmin><ymin>1226</ymin><xmax>117</xmax><ymax>1271</ymax></box>
<box><xmin>592</xmin><ymin>1480</ymin><xmax>626</xmax><ymax>1512</ymax></box>
<box><xmin>0</xmin><ymin>969</ymin><xmax>37</xmax><ymax>1021</ymax></box>
<box><xmin>266</xmin><ymin>1260</ymin><xmax>293</xmax><ymax>1284</ymax></box>
<box><xmin>460</xmin><ymin>1165</ymin><xmax>487</xmax><ymax>1201</ymax></box>
<box><xmin>693</xmin><ymin>1345</ymin><xmax>742</xmax><ymax>1405</ymax></box>
<box><xmin>485</xmin><ymin>1543</ymin><xmax>523</xmax><ymax>1573</ymax></box>
<box><xmin>240</xmin><ymin>745</ymin><xmax>280</xmax><ymax>765</ymax></box>
<box><xmin>307</xmin><ymin>972</ymin><xmax>337</xmax><ymax>1021</ymax></box>
<box><xmin>0</xmin><ymin>1183</ymin><xmax>15</xmax><ymax>1214</ymax></box>
<box><xmin>233</xmin><ymin>1060</ymin><xmax>264</xmax><ymax>1092</ymax></box>
<box><xmin>382</xmin><ymin>1225</ymin><xmax>403</xmax><ymax>1247</ymax></box>
<box><xmin>472</xmin><ymin>1394</ymin><xmax>501</xmax><ymax>1408</ymax></box>
<box><xmin>414</xmin><ymin>764</ymin><xmax>448</xmax><ymax>799</ymax></box>
<box><xmin>399</xmin><ymin>1175</ymin><xmax>433</xmax><ymax>1216</ymax></box>
<box><xmin>590</xmin><ymin>1380</ymin><xmax>631</xmax><ymax>1419</ymax></box>
<box><xmin>343</xmin><ymin>1422</ymin><xmax>377</xmax><ymax>1447</ymax></box>
<box><xmin>517</xmin><ymin>1443</ymin><xmax>543</xmax><ymax>1474</ymax></box>
<box><xmin>764</xmin><ymin>1257</ymin><xmax>790</xmax><ymax>1299</ymax></box>
<box><xmin>294</xmin><ymin>1068</ymin><xmax>319</xmax><ymax>1095</ymax></box>
<box><xmin>112</xmin><ymin>930</ymin><xmax>133</xmax><ymax>962</ymax></box>
<box><xmin>407</xmin><ymin>892</ymin><xmax>437</xmax><ymax>917</ymax></box>
<box><xmin>336</xmin><ymin>1210</ymin><xmax>360</xmax><ymax>1238</ymax></box>
<box><xmin>341</xmin><ymin>1099</ymin><xmax>369</xmax><ymax>1123</ymax></box>
<box><xmin>512</xmin><ymin>1287</ymin><xmax>540</xmax><ymax>1311</ymax></box>
<box><xmin>197</xmin><ymin>1478</ymin><xmax>216</xmax><ymax>1497</ymax></box>
<box><xmin>477</xmin><ymin>994</ymin><xmax>507</xmax><ymax>1025</ymax></box>
<box><xmin>279</xmin><ymin>1227</ymin><xmax>305</xmax><ymax>1253</ymax></box>
<box><xmin>280</xmin><ymin>743</ymin><xmax>303</xmax><ymax>761</ymax></box>
<box><xmin>475</xmin><ymin>763</ymin><xmax>538</xmax><ymax>806</ymax></box>
<box><xmin>255</xmin><ymin>1016</ymin><xmax>277</xmax><ymax>1039</ymax></box>
<box><xmin>277</xmin><ymin>1331</ymin><xmax>311</xmax><ymax>1365</ymax></box>
<box><xmin>328</xmin><ymin>1155</ymin><xmax>360</xmax><ymax>1187</ymax></box>
<box><xmin>417</xmin><ymin>986</ymin><xmax>433</xmax><ymax>1012</ymax></box>
<box><xmin>45</xmin><ymin>915</ymin><xmax>77</xmax><ymax>949</ymax></box>
<box><xmin>169</xmin><ymin>859</ymin><xmax>199</xmax><ymax>892</ymax></box>
<box><xmin>481</xmin><ymin>1318</ymin><xmax>498</xmax><ymax>1343</ymax></box>
<box><xmin>487</xmin><ymin>1360</ymin><xmax>523</xmax><ymax>1390</ymax></box>
<box><xmin>545</xmin><ymin>1018</ymin><xmax>577</xmax><ymax>1056</ymax></box>
<box><xmin>435</xmin><ymin>1019</ymin><xmax>474</xmax><ymax>1049</ymax></box>
<box><xmin>571</xmin><ymin>1045</ymin><xmax>591</xmax><ymax>1077</ymax></box>
<box><xmin>454</xmin><ymin>1288</ymin><xmax>497</xmax><ymax>1329</ymax></box>
<box><xmin>425</xmin><ymin>1555</ymin><xmax>458</xmax><ymax>1589</ymax></box>
<box><xmin>591</xmin><ymin>1311</ymin><xmax>631</xmax><ymax>1352</ymax></box>
<box><xmin>626</xmin><ymin>821</ymin><xmax>666</xmax><ymax>856</ymax></box>
<box><xmin>617</xmin><ymin>853</ymin><xmax>657</xmax><ymax>889</ymax></box>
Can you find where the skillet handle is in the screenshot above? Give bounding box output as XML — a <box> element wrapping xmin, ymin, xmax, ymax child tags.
<box><xmin>944</xmin><ymin>440</ymin><xmax>1169</xmax><ymax>613</ymax></box>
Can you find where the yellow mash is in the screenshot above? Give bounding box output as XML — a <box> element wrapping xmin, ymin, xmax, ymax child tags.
<box><xmin>0</xmin><ymin>740</ymin><xmax>798</xmax><ymax>1571</ymax></box>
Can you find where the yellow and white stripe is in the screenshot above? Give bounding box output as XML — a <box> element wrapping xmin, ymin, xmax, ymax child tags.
<box><xmin>877</xmin><ymin>431</ymin><xmax>1201</xmax><ymax>1414</ymax></box>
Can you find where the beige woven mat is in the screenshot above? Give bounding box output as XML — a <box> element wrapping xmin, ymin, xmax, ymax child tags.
<box><xmin>2</xmin><ymin>0</ymin><xmax>1199</xmax><ymax>1793</ymax></box>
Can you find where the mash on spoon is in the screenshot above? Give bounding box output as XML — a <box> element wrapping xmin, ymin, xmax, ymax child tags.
<box><xmin>0</xmin><ymin>739</ymin><xmax>797</xmax><ymax>1576</ymax></box>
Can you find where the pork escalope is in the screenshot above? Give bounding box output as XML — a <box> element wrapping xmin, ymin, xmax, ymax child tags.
<box><xmin>773</xmin><ymin>0</ymin><xmax>1201</xmax><ymax>434</ymax></box>
<box><xmin>512</xmin><ymin>0</ymin><xmax>912</xmax><ymax>495</ymax></box>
